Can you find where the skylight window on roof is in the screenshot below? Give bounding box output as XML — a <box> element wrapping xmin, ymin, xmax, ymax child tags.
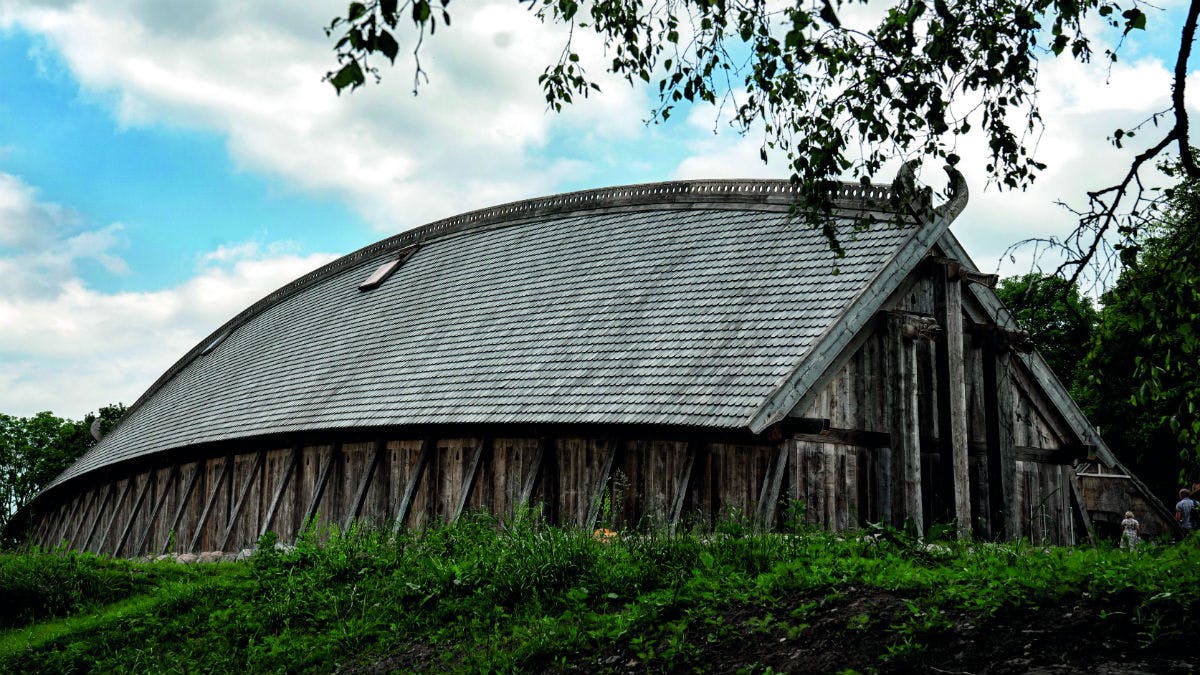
<box><xmin>200</xmin><ymin>330</ymin><xmax>230</xmax><ymax>356</ymax></box>
<box><xmin>358</xmin><ymin>245</ymin><xmax>419</xmax><ymax>291</ymax></box>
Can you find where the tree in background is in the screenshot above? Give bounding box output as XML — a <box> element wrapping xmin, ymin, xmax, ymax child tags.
<box><xmin>995</xmin><ymin>274</ymin><xmax>1098</xmax><ymax>400</ymax></box>
<box><xmin>1077</xmin><ymin>177</ymin><xmax>1200</xmax><ymax>498</ymax></box>
<box><xmin>324</xmin><ymin>0</ymin><xmax>1195</xmax><ymax>278</ymax></box>
<box><xmin>0</xmin><ymin>404</ymin><xmax>126</xmax><ymax>536</ymax></box>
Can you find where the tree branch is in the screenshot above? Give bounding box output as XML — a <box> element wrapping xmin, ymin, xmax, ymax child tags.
<box><xmin>1174</xmin><ymin>0</ymin><xmax>1200</xmax><ymax>177</ymax></box>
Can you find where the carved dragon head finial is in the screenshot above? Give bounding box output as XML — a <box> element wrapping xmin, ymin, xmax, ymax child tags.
<box><xmin>934</xmin><ymin>164</ymin><xmax>969</xmax><ymax>223</ymax></box>
<box><xmin>890</xmin><ymin>160</ymin><xmax>969</xmax><ymax>224</ymax></box>
<box><xmin>890</xmin><ymin>159</ymin><xmax>932</xmax><ymax>217</ymax></box>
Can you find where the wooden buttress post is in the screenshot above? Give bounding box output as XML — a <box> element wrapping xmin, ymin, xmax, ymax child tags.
<box><xmin>190</xmin><ymin>457</ymin><xmax>233</xmax><ymax>553</ymax></box>
<box><xmin>92</xmin><ymin>477</ymin><xmax>135</xmax><ymax>554</ymax></box>
<box><xmin>393</xmin><ymin>438</ymin><xmax>434</xmax><ymax>534</ymax></box>
<box><xmin>80</xmin><ymin>483</ymin><xmax>115</xmax><ymax>553</ymax></box>
<box><xmin>65</xmin><ymin>488</ymin><xmax>100</xmax><ymax>549</ymax></box>
<box><xmin>135</xmin><ymin>463</ymin><xmax>181</xmax><ymax>557</ymax></box>
<box><xmin>933</xmin><ymin>263</ymin><xmax>973</xmax><ymax>539</ymax></box>
<box><xmin>452</xmin><ymin>437</ymin><xmax>490</xmax><ymax>523</ymax></box>
<box><xmin>344</xmin><ymin>441</ymin><xmax>386</xmax><ymax>530</ymax></box>
<box><xmin>584</xmin><ymin>439</ymin><xmax>619</xmax><ymax>531</ymax></box>
<box><xmin>52</xmin><ymin>493</ymin><xmax>87</xmax><ymax>548</ymax></box>
<box><xmin>163</xmin><ymin>462</ymin><xmax>203</xmax><ymax>555</ymax></box>
<box><xmin>113</xmin><ymin>472</ymin><xmax>155</xmax><ymax>557</ymax></box>
<box><xmin>518</xmin><ymin>437</ymin><xmax>549</xmax><ymax>508</ymax></box>
<box><xmin>220</xmin><ymin>450</ymin><xmax>266</xmax><ymax>551</ymax></box>
<box><xmin>261</xmin><ymin>447</ymin><xmax>301</xmax><ymax>538</ymax></box>
<box><xmin>667</xmin><ymin>440</ymin><xmax>698</xmax><ymax>535</ymax></box>
<box><xmin>754</xmin><ymin>441</ymin><xmax>790</xmax><ymax>532</ymax></box>
<box><xmin>302</xmin><ymin>445</ymin><xmax>341</xmax><ymax>533</ymax></box>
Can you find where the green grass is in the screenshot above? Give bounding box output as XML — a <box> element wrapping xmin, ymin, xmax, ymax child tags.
<box><xmin>2</xmin><ymin>513</ymin><xmax>1198</xmax><ymax>673</ymax></box>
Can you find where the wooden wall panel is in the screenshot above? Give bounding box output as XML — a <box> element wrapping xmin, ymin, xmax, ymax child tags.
<box><xmin>790</xmin><ymin>440</ymin><xmax>860</xmax><ymax>531</ymax></box>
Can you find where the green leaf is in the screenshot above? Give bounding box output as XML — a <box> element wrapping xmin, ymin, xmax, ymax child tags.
<box><xmin>413</xmin><ymin>0</ymin><xmax>431</xmax><ymax>23</ymax></box>
<box><xmin>1122</xmin><ymin>8</ymin><xmax>1146</xmax><ymax>33</ymax></box>
<box><xmin>329</xmin><ymin>60</ymin><xmax>366</xmax><ymax>93</ymax></box>
<box><xmin>347</xmin><ymin>2</ymin><xmax>367</xmax><ymax>21</ymax></box>
<box><xmin>820</xmin><ymin>0</ymin><xmax>842</xmax><ymax>28</ymax></box>
<box><xmin>377</xmin><ymin>30</ymin><xmax>399</xmax><ymax>63</ymax></box>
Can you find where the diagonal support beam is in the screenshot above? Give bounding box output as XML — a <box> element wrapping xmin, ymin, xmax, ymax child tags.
<box><xmin>220</xmin><ymin>451</ymin><xmax>266</xmax><ymax>551</ymax></box>
<box><xmin>113</xmin><ymin>472</ymin><xmax>155</xmax><ymax>557</ymax></box>
<box><xmin>79</xmin><ymin>483</ymin><xmax>114</xmax><ymax>553</ymax></box>
<box><xmin>452</xmin><ymin>438</ymin><xmax>489</xmax><ymax>523</ymax></box>
<box><xmin>518</xmin><ymin>438</ymin><xmax>549</xmax><ymax>507</ymax></box>
<box><xmin>668</xmin><ymin>441</ymin><xmax>699</xmax><ymax>535</ymax></box>
<box><xmin>393</xmin><ymin>438</ymin><xmax>434</xmax><ymax>534</ymax></box>
<box><xmin>261</xmin><ymin>446</ymin><xmax>301</xmax><ymax>538</ymax></box>
<box><xmin>52</xmin><ymin>493</ymin><xmax>87</xmax><ymax>547</ymax></box>
<box><xmin>755</xmin><ymin>443</ymin><xmax>791</xmax><ymax>532</ymax></box>
<box><xmin>584</xmin><ymin>440</ymin><xmax>619</xmax><ymax>531</ymax></box>
<box><xmin>301</xmin><ymin>446</ymin><xmax>341</xmax><ymax>532</ymax></box>
<box><xmin>66</xmin><ymin>488</ymin><xmax>100</xmax><ymax>549</ymax></box>
<box><xmin>344</xmin><ymin>441</ymin><xmax>386</xmax><ymax>530</ymax></box>
<box><xmin>163</xmin><ymin>461</ymin><xmax>203</xmax><ymax>555</ymax></box>
<box><xmin>190</xmin><ymin>457</ymin><xmax>233</xmax><ymax>553</ymax></box>
<box><xmin>135</xmin><ymin>464</ymin><xmax>180</xmax><ymax>558</ymax></box>
<box><xmin>94</xmin><ymin>477</ymin><xmax>136</xmax><ymax>554</ymax></box>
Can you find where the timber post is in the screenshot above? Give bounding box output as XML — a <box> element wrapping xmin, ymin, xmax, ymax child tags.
<box><xmin>980</xmin><ymin>328</ymin><xmax>1018</xmax><ymax>540</ymax></box>
<box><xmin>886</xmin><ymin>311</ymin><xmax>933</xmax><ymax>534</ymax></box>
<box><xmin>931</xmin><ymin>259</ymin><xmax>973</xmax><ymax>539</ymax></box>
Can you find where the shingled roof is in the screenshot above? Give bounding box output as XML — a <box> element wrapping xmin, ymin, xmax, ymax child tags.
<box><xmin>49</xmin><ymin>176</ymin><xmax>967</xmax><ymax>491</ymax></box>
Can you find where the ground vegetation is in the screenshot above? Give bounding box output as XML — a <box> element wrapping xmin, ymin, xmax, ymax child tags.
<box><xmin>1</xmin><ymin>514</ymin><xmax>1197</xmax><ymax>673</ymax></box>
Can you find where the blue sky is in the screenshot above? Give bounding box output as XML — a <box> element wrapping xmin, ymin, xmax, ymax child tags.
<box><xmin>0</xmin><ymin>1</ymin><xmax>1192</xmax><ymax>418</ymax></box>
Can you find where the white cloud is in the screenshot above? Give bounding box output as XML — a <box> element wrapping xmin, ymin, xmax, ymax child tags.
<box><xmin>0</xmin><ymin>172</ymin><xmax>336</xmax><ymax>418</ymax></box>
<box><xmin>1</xmin><ymin>1</ymin><xmax>650</xmax><ymax>230</ymax></box>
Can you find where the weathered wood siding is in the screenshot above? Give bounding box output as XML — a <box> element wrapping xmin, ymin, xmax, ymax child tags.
<box><xmin>31</xmin><ymin>434</ymin><xmax>791</xmax><ymax>555</ymax></box>
<box><xmin>791</xmin><ymin>267</ymin><xmax>1088</xmax><ymax>543</ymax></box>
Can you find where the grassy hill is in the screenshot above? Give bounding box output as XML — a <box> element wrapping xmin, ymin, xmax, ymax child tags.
<box><xmin>2</xmin><ymin>513</ymin><xmax>1198</xmax><ymax>673</ymax></box>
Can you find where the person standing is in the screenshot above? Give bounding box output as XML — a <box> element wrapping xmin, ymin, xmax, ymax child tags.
<box><xmin>1120</xmin><ymin>511</ymin><xmax>1140</xmax><ymax>549</ymax></box>
<box><xmin>1176</xmin><ymin>488</ymin><xmax>1197</xmax><ymax>535</ymax></box>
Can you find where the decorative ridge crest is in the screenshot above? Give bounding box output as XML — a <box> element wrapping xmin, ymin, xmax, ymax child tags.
<box><xmin>80</xmin><ymin>178</ymin><xmax>905</xmax><ymax>463</ymax></box>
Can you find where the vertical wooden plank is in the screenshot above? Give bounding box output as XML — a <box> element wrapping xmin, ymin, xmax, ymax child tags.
<box><xmin>190</xmin><ymin>457</ymin><xmax>233</xmax><ymax>553</ymax></box>
<box><xmin>113</xmin><ymin>472</ymin><xmax>155</xmax><ymax>557</ymax></box>
<box><xmin>135</xmin><ymin>464</ymin><xmax>180</xmax><ymax>557</ymax></box>
<box><xmin>262</xmin><ymin>447</ymin><xmax>301</xmax><ymax>537</ymax></box>
<box><xmin>983</xmin><ymin>333</ymin><xmax>1017</xmax><ymax>540</ymax></box>
<box><xmin>393</xmin><ymin>438</ymin><xmax>434</xmax><ymax>534</ymax></box>
<box><xmin>453</xmin><ymin>438</ymin><xmax>489</xmax><ymax>522</ymax></box>
<box><xmin>163</xmin><ymin>462</ymin><xmax>203</xmax><ymax>555</ymax></box>
<box><xmin>887</xmin><ymin>313</ymin><xmax>924</xmax><ymax>533</ymax></box>
<box><xmin>220</xmin><ymin>451</ymin><xmax>266</xmax><ymax>551</ymax></box>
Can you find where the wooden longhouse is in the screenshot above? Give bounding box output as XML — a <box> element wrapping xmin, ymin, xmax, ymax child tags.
<box><xmin>12</xmin><ymin>167</ymin><xmax>1175</xmax><ymax>555</ymax></box>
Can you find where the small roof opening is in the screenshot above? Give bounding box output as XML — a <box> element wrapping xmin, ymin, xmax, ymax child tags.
<box><xmin>359</xmin><ymin>245</ymin><xmax>419</xmax><ymax>291</ymax></box>
<box><xmin>200</xmin><ymin>330</ymin><xmax>230</xmax><ymax>355</ymax></box>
